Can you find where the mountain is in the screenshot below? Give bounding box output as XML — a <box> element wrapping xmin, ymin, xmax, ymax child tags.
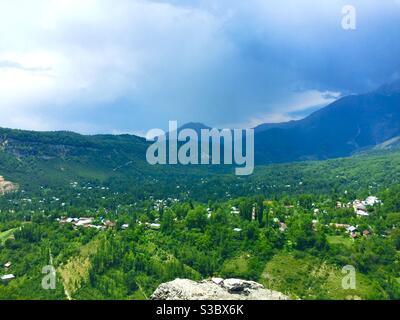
<box><xmin>0</xmin><ymin>127</ymin><xmax>152</xmax><ymax>189</ymax></box>
<box><xmin>170</xmin><ymin>81</ymin><xmax>400</xmax><ymax>164</ymax></box>
<box><xmin>0</xmin><ymin>123</ymin><xmax>400</xmax><ymax>202</ymax></box>
<box><xmin>0</xmin><ymin>80</ymin><xmax>399</xmax><ymax>191</ymax></box>
<box><xmin>373</xmin><ymin>136</ymin><xmax>400</xmax><ymax>150</ymax></box>
<box><xmin>0</xmin><ymin>126</ymin><xmax>230</xmax><ymax>198</ymax></box>
<box><xmin>166</xmin><ymin>122</ymin><xmax>211</xmax><ymax>140</ymax></box>
<box><xmin>253</xmin><ymin>80</ymin><xmax>400</xmax><ymax>164</ymax></box>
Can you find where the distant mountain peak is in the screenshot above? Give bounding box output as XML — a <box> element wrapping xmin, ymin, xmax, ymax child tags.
<box><xmin>178</xmin><ymin>122</ymin><xmax>211</xmax><ymax>131</ymax></box>
<box><xmin>253</xmin><ymin>80</ymin><xmax>400</xmax><ymax>164</ymax></box>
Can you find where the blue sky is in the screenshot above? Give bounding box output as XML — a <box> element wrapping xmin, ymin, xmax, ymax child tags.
<box><xmin>0</xmin><ymin>0</ymin><xmax>399</xmax><ymax>135</ymax></box>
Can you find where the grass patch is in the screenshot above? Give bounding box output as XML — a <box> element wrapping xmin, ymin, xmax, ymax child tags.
<box><xmin>259</xmin><ymin>251</ymin><xmax>386</xmax><ymax>300</ymax></box>
<box><xmin>58</xmin><ymin>238</ymin><xmax>101</xmax><ymax>299</ymax></box>
<box><xmin>220</xmin><ymin>253</ymin><xmax>251</xmax><ymax>278</ymax></box>
<box><xmin>327</xmin><ymin>235</ymin><xmax>354</xmax><ymax>249</ymax></box>
<box><xmin>0</xmin><ymin>228</ymin><xmax>17</xmax><ymax>245</ymax></box>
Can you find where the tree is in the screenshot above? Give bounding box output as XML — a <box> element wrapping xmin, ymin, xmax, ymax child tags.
<box><xmin>286</xmin><ymin>214</ymin><xmax>316</xmax><ymax>250</ymax></box>
<box><xmin>255</xmin><ymin>196</ymin><xmax>264</xmax><ymax>226</ymax></box>
<box><xmin>185</xmin><ymin>207</ymin><xmax>208</xmax><ymax>231</ymax></box>
<box><xmin>161</xmin><ymin>209</ymin><xmax>175</xmax><ymax>234</ymax></box>
<box><xmin>239</xmin><ymin>199</ymin><xmax>253</xmax><ymax>221</ymax></box>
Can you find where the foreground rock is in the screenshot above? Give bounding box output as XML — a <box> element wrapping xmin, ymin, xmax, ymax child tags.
<box><xmin>151</xmin><ymin>278</ymin><xmax>289</xmax><ymax>300</ymax></box>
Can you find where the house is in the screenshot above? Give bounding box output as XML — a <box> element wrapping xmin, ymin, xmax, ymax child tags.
<box><xmin>1</xmin><ymin>274</ymin><xmax>15</xmax><ymax>282</ymax></box>
<box><xmin>346</xmin><ymin>226</ymin><xmax>357</xmax><ymax>233</ymax></box>
<box><xmin>103</xmin><ymin>220</ymin><xmax>116</xmax><ymax>228</ymax></box>
<box><xmin>121</xmin><ymin>224</ymin><xmax>129</xmax><ymax>230</ymax></box>
<box><xmin>59</xmin><ymin>217</ymin><xmax>78</xmax><ymax>224</ymax></box>
<box><xmin>89</xmin><ymin>225</ymin><xmax>104</xmax><ymax>230</ymax></box>
<box><xmin>346</xmin><ymin>226</ymin><xmax>358</xmax><ymax>238</ymax></box>
<box><xmin>363</xmin><ymin>230</ymin><xmax>371</xmax><ymax>237</ymax></box>
<box><xmin>279</xmin><ymin>222</ymin><xmax>287</xmax><ymax>232</ymax></box>
<box><xmin>353</xmin><ymin>200</ymin><xmax>367</xmax><ymax>211</ymax></box>
<box><xmin>4</xmin><ymin>262</ymin><xmax>11</xmax><ymax>269</ymax></box>
<box><xmin>233</xmin><ymin>228</ymin><xmax>242</xmax><ymax>232</ymax></box>
<box><xmin>74</xmin><ymin>217</ymin><xmax>94</xmax><ymax>227</ymax></box>
<box><xmin>363</xmin><ymin>196</ymin><xmax>381</xmax><ymax>206</ymax></box>
<box><xmin>356</xmin><ymin>210</ymin><xmax>369</xmax><ymax>217</ymax></box>
<box><xmin>331</xmin><ymin>223</ymin><xmax>351</xmax><ymax>229</ymax></box>
<box><xmin>149</xmin><ymin>223</ymin><xmax>161</xmax><ymax>230</ymax></box>
<box><xmin>231</xmin><ymin>207</ymin><xmax>240</xmax><ymax>215</ymax></box>
<box><xmin>353</xmin><ymin>200</ymin><xmax>369</xmax><ymax>216</ymax></box>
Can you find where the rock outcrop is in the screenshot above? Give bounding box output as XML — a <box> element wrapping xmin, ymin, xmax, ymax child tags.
<box><xmin>0</xmin><ymin>176</ymin><xmax>17</xmax><ymax>195</ymax></box>
<box><xmin>151</xmin><ymin>278</ymin><xmax>289</xmax><ymax>300</ymax></box>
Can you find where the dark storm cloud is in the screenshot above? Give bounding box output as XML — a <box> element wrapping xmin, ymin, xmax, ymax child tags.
<box><xmin>0</xmin><ymin>0</ymin><xmax>399</xmax><ymax>133</ymax></box>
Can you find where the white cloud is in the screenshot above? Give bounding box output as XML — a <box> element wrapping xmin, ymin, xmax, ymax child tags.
<box><xmin>0</xmin><ymin>0</ymin><xmax>231</xmax><ymax>131</ymax></box>
<box><xmin>246</xmin><ymin>90</ymin><xmax>342</xmax><ymax>128</ymax></box>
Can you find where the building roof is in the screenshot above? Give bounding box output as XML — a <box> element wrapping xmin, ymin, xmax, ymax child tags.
<box><xmin>1</xmin><ymin>274</ymin><xmax>15</xmax><ymax>281</ymax></box>
<box><xmin>356</xmin><ymin>210</ymin><xmax>369</xmax><ymax>216</ymax></box>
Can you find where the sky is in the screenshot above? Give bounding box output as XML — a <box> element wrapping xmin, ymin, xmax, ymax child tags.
<box><xmin>0</xmin><ymin>0</ymin><xmax>399</xmax><ymax>135</ymax></box>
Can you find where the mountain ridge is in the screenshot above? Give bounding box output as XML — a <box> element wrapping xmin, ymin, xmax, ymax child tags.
<box><xmin>0</xmin><ymin>80</ymin><xmax>399</xmax><ymax>168</ymax></box>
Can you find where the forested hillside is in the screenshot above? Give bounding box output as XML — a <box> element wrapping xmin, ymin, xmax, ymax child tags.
<box><xmin>0</xmin><ymin>125</ymin><xmax>399</xmax><ymax>300</ymax></box>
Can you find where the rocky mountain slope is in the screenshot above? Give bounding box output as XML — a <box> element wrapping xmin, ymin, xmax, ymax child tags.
<box><xmin>253</xmin><ymin>80</ymin><xmax>400</xmax><ymax>164</ymax></box>
<box><xmin>151</xmin><ymin>278</ymin><xmax>289</xmax><ymax>300</ymax></box>
<box><xmin>0</xmin><ymin>175</ymin><xmax>17</xmax><ymax>195</ymax></box>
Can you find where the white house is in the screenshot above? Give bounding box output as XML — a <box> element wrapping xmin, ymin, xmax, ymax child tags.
<box><xmin>1</xmin><ymin>274</ymin><xmax>15</xmax><ymax>282</ymax></box>
<box><xmin>75</xmin><ymin>217</ymin><xmax>94</xmax><ymax>226</ymax></box>
<box><xmin>353</xmin><ymin>200</ymin><xmax>369</xmax><ymax>216</ymax></box>
<box><xmin>347</xmin><ymin>226</ymin><xmax>357</xmax><ymax>233</ymax></box>
<box><xmin>356</xmin><ymin>210</ymin><xmax>369</xmax><ymax>217</ymax></box>
<box><xmin>363</xmin><ymin>196</ymin><xmax>381</xmax><ymax>206</ymax></box>
<box><xmin>89</xmin><ymin>225</ymin><xmax>104</xmax><ymax>230</ymax></box>
<box><xmin>149</xmin><ymin>223</ymin><xmax>161</xmax><ymax>230</ymax></box>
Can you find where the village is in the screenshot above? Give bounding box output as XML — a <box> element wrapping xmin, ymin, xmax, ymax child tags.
<box><xmin>0</xmin><ymin>193</ymin><xmax>383</xmax><ymax>286</ymax></box>
<box><xmin>53</xmin><ymin>194</ymin><xmax>382</xmax><ymax>238</ymax></box>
